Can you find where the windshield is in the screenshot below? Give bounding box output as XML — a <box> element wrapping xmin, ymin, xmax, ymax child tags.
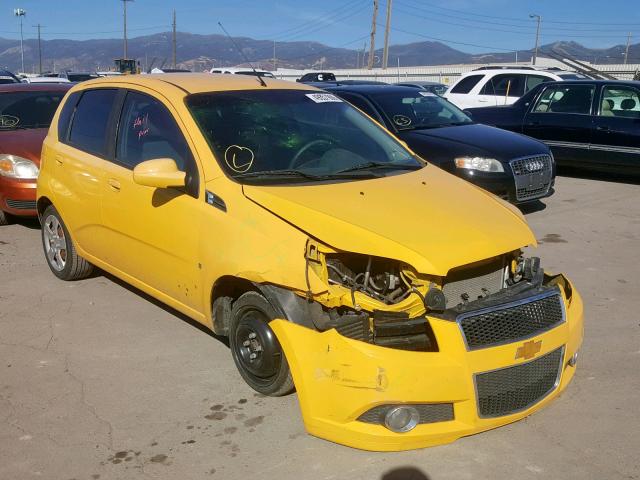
<box><xmin>0</xmin><ymin>91</ymin><xmax>66</xmax><ymax>130</ymax></box>
<box><xmin>186</xmin><ymin>90</ymin><xmax>420</xmax><ymax>183</ymax></box>
<box><xmin>371</xmin><ymin>91</ymin><xmax>473</xmax><ymax>130</ymax></box>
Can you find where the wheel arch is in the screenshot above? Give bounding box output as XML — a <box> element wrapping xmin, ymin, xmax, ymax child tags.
<box><xmin>37</xmin><ymin>196</ymin><xmax>53</xmax><ymax>221</ymax></box>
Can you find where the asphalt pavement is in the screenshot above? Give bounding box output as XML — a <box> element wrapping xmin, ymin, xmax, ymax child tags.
<box><xmin>1</xmin><ymin>171</ymin><xmax>639</xmax><ymax>480</ymax></box>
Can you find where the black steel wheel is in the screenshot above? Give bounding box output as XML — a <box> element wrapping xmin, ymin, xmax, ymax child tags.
<box><xmin>229</xmin><ymin>291</ymin><xmax>294</xmax><ymax>396</ymax></box>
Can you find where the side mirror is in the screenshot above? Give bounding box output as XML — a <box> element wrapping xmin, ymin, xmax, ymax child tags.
<box><xmin>133</xmin><ymin>158</ymin><xmax>186</xmax><ymax>189</ymax></box>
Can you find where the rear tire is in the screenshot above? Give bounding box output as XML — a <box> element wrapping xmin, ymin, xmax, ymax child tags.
<box><xmin>41</xmin><ymin>205</ymin><xmax>94</xmax><ymax>280</ymax></box>
<box><xmin>229</xmin><ymin>291</ymin><xmax>294</xmax><ymax>396</ymax></box>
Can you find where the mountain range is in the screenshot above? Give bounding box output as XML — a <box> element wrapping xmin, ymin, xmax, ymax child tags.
<box><xmin>0</xmin><ymin>32</ymin><xmax>637</xmax><ymax>73</ymax></box>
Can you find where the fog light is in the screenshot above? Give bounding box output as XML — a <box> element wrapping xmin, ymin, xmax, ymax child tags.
<box><xmin>384</xmin><ymin>406</ymin><xmax>420</xmax><ymax>433</ymax></box>
<box><xmin>568</xmin><ymin>352</ymin><xmax>578</xmax><ymax>367</ymax></box>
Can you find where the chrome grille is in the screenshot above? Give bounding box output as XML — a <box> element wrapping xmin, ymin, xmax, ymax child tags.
<box><xmin>458</xmin><ymin>290</ymin><xmax>565</xmax><ymax>350</ymax></box>
<box><xmin>510</xmin><ymin>155</ymin><xmax>553</xmax><ymax>201</ymax></box>
<box><xmin>6</xmin><ymin>199</ymin><xmax>36</xmax><ymax>210</ymax></box>
<box><xmin>442</xmin><ymin>259</ymin><xmax>505</xmax><ymax>308</ymax></box>
<box><xmin>475</xmin><ymin>346</ymin><xmax>564</xmax><ymax>418</ymax></box>
<box><xmin>357</xmin><ymin>403</ymin><xmax>454</xmax><ymax>425</ymax></box>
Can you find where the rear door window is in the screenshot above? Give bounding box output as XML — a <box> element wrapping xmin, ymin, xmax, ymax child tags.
<box><xmin>480</xmin><ymin>74</ymin><xmax>525</xmax><ymax>97</ymax></box>
<box><xmin>68</xmin><ymin>89</ymin><xmax>118</xmax><ymax>157</ymax></box>
<box><xmin>600</xmin><ymin>86</ymin><xmax>640</xmax><ymax>118</ymax></box>
<box><xmin>450</xmin><ymin>75</ymin><xmax>484</xmax><ymax>94</ymax></box>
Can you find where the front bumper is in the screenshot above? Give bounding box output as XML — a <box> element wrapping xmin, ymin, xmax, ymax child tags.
<box><xmin>270</xmin><ymin>279</ymin><xmax>583</xmax><ymax>451</ymax></box>
<box><xmin>457</xmin><ymin>169</ymin><xmax>555</xmax><ymax>204</ymax></box>
<box><xmin>0</xmin><ymin>176</ymin><xmax>37</xmax><ymax>217</ymax></box>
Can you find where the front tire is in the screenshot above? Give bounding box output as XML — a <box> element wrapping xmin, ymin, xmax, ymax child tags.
<box><xmin>0</xmin><ymin>210</ymin><xmax>12</xmax><ymax>226</ymax></box>
<box><xmin>41</xmin><ymin>205</ymin><xmax>94</xmax><ymax>280</ymax></box>
<box><xmin>229</xmin><ymin>291</ymin><xmax>294</xmax><ymax>396</ymax></box>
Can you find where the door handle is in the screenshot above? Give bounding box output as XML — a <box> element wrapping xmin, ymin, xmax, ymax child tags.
<box><xmin>55</xmin><ymin>155</ymin><xmax>63</xmax><ymax>166</ymax></box>
<box><xmin>478</xmin><ymin>99</ymin><xmax>489</xmax><ymax>103</ymax></box>
<box><xmin>528</xmin><ymin>121</ymin><xmax>540</xmax><ymax>126</ymax></box>
<box><xmin>108</xmin><ymin>178</ymin><xmax>121</xmax><ymax>191</ymax></box>
<box><xmin>596</xmin><ymin>125</ymin><xmax>610</xmax><ymax>132</ymax></box>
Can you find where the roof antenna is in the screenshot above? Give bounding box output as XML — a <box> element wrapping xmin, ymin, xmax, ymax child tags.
<box><xmin>217</xmin><ymin>22</ymin><xmax>267</xmax><ymax>87</ymax></box>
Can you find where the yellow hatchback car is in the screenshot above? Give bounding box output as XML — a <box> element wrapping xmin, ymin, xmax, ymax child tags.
<box><xmin>37</xmin><ymin>74</ymin><xmax>583</xmax><ymax>451</ymax></box>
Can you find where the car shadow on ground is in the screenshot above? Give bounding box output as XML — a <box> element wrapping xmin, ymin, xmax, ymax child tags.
<box><xmin>6</xmin><ymin>215</ymin><xmax>40</xmax><ymax>230</ymax></box>
<box><xmin>557</xmin><ymin>166</ymin><xmax>640</xmax><ymax>185</ymax></box>
<box><xmin>381</xmin><ymin>467</ymin><xmax>431</xmax><ymax>480</ymax></box>
<box><xmin>518</xmin><ymin>199</ymin><xmax>547</xmax><ymax>215</ymax></box>
<box><xmin>102</xmin><ymin>271</ymin><xmax>230</xmax><ymax>348</ymax></box>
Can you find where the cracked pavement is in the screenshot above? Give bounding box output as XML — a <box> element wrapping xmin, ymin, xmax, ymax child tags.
<box><xmin>1</xmin><ymin>172</ymin><xmax>639</xmax><ymax>480</ymax></box>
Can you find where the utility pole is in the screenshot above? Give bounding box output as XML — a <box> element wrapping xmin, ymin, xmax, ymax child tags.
<box><xmin>382</xmin><ymin>0</ymin><xmax>392</xmax><ymax>69</ymax></box>
<box><xmin>367</xmin><ymin>0</ymin><xmax>379</xmax><ymax>70</ymax></box>
<box><xmin>34</xmin><ymin>23</ymin><xmax>43</xmax><ymax>74</ymax></box>
<box><xmin>624</xmin><ymin>32</ymin><xmax>631</xmax><ymax>65</ymax></box>
<box><xmin>529</xmin><ymin>14</ymin><xmax>541</xmax><ymax>65</ymax></box>
<box><xmin>172</xmin><ymin>9</ymin><xmax>177</xmax><ymax>68</ymax></box>
<box><xmin>121</xmin><ymin>0</ymin><xmax>134</xmax><ymax>58</ymax></box>
<box><xmin>14</xmin><ymin>9</ymin><xmax>26</xmax><ymax>73</ymax></box>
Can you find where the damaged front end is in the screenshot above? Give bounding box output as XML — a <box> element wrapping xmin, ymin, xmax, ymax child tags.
<box><xmin>262</xmin><ymin>240</ymin><xmax>583</xmax><ymax>451</ymax></box>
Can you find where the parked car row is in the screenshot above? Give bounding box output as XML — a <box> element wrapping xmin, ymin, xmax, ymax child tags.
<box><xmin>30</xmin><ymin>73</ymin><xmax>583</xmax><ymax>451</ymax></box>
<box><xmin>324</xmin><ymin>84</ymin><xmax>555</xmax><ymax>203</ymax></box>
<box><xmin>0</xmin><ymin>83</ymin><xmax>71</xmax><ymax>225</ymax></box>
<box><xmin>466</xmin><ymin>80</ymin><xmax>640</xmax><ymax>174</ymax></box>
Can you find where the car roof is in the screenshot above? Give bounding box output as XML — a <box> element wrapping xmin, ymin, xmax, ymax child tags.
<box><xmin>397</xmin><ymin>81</ymin><xmax>444</xmax><ymax>86</ymax></box>
<box><xmin>537</xmin><ymin>79</ymin><xmax>640</xmax><ymax>86</ymax></box>
<box><xmin>460</xmin><ymin>69</ymin><xmax>560</xmax><ymax>77</ymax></box>
<box><xmin>69</xmin><ymin>72</ymin><xmax>315</xmax><ymax>95</ymax></box>
<box><xmin>0</xmin><ymin>82</ymin><xmax>72</xmax><ymax>93</ymax></box>
<box><xmin>324</xmin><ymin>84</ymin><xmax>422</xmax><ymax>94</ymax></box>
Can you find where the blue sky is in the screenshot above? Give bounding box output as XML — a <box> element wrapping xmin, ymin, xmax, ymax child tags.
<box><xmin>3</xmin><ymin>0</ymin><xmax>640</xmax><ymax>54</ymax></box>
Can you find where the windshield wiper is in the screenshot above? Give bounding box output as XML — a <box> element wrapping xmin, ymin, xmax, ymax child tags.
<box><xmin>335</xmin><ymin>161</ymin><xmax>423</xmax><ymax>174</ymax></box>
<box><xmin>233</xmin><ymin>169</ymin><xmax>381</xmax><ymax>181</ymax></box>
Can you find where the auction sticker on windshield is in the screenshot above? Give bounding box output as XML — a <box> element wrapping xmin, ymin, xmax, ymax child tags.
<box><xmin>305</xmin><ymin>93</ymin><xmax>343</xmax><ymax>103</ymax></box>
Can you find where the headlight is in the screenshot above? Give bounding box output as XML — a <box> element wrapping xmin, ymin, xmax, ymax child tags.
<box><xmin>454</xmin><ymin>156</ymin><xmax>504</xmax><ymax>173</ymax></box>
<box><xmin>0</xmin><ymin>154</ymin><xmax>39</xmax><ymax>179</ymax></box>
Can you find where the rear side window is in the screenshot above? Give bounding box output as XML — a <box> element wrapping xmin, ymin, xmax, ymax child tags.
<box><xmin>526</xmin><ymin>75</ymin><xmax>552</xmax><ymax>92</ymax></box>
<box><xmin>337</xmin><ymin>93</ymin><xmax>384</xmax><ymax>123</ymax></box>
<box><xmin>450</xmin><ymin>75</ymin><xmax>484</xmax><ymax>94</ymax></box>
<box><xmin>57</xmin><ymin>91</ymin><xmax>80</xmax><ymax>141</ymax></box>
<box><xmin>481</xmin><ymin>74</ymin><xmax>525</xmax><ymax>97</ymax></box>
<box><xmin>116</xmin><ymin>91</ymin><xmax>191</xmax><ymax>170</ymax></box>
<box><xmin>68</xmin><ymin>89</ymin><xmax>118</xmax><ymax>157</ymax></box>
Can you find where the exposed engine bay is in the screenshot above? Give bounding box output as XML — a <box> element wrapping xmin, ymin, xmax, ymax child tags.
<box><xmin>257</xmin><ymin>241</ymin><xmax>555</xmax><ymax>353</ymax></box>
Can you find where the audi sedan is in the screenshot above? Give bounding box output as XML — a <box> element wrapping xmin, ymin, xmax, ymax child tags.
<box><xmin>325</xmin><ymin>84</ymin><xmax>555</xmax><ymax>204</ymax></box>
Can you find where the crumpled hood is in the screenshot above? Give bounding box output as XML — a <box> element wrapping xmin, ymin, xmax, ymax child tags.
<box><xmin>242</xmin><ymin>166</ymin><xmax>535</xmax><ymax>276</ymax></box>
<box><xmin>0</xmin><ymin>128</ymin><xmax>47</xmax><ymax>165</ymax></box>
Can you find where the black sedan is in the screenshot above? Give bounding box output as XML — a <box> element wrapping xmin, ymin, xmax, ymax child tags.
<box><xmin>325</xmin><ymin>84</ymin><xmax>555</xmax><ymax>204</ymax></box>
<box><xmin>465</xmin><ymin>80</ymin><xmax>640</xmax><ymax>174</ymax></box>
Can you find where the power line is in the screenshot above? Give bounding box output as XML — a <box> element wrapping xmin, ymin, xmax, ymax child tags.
<box><xmin>394</xmin><ymin>5</ymin><xmax>638</xmax><ymax>39</ymax></box>
<box><xmin>383</xmin><ymin>23</ymin><xmax>517</xmax><ymax>52</ymax></box>
<box><xmin>263</xmin><ymin>0</ymin><xmax>369</xmax><ymax>42</ymax></box>
<box><xmin>399</xmin><ymin>0</ymin><xmax>640</xmax><ymax>26</ymax></box>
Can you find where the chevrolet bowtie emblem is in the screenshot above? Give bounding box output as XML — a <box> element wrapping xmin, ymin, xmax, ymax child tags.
<box><xmin>515</xmin><ymin>340</ymin><xmax>542</xmax><ymax>360</ymax></box>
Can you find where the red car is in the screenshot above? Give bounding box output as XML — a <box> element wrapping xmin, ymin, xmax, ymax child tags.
<box><xmin>0</xmin><ymin>83</ymin><xmax>71</xmax><ymax>225</ymax></box>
